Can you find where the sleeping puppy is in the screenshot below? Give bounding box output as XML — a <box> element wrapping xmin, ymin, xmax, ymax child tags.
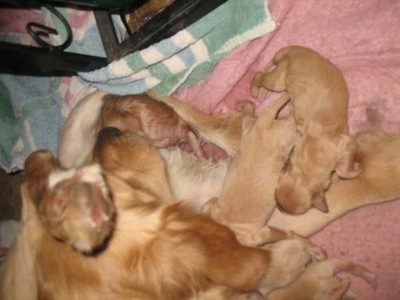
<box><xmin>146</xmin><ymin>89</ymin><xmax>256</xmax><ymax>157</ymax></box>
<box><xmin>268</xmin><ymin>130</ymin><xmax>400</xmax><ymax>236</ymax></box>
<box><xmin>57</xmin><ymin>91</ymin><xmax>205</xmax><ymax>169</ymax></box>
<box><xmin>163</xmin><ymin>129</ymin><xmax>400</xmax><ymax>239</ymax></box>
<box><xmin>267</xmin><ymin>259</ymin><xmax>376</xmax><ymax>300</ymax></box>
<box><xmin>201</xmin><ymin>94</ymin><xmax>296</xmax><ymax>247</ymax></box>
<box><xmin>1</xmin><ymin>128</ymin><xmax>323</xmax><ymax>300</ymax></box>
<box><xmin>251</xmin><ymin>45</ymin><xmax>361</xmax><ymax>215</ymax></box>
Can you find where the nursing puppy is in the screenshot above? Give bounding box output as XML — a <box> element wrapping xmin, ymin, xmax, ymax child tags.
<box><xmin>163</xmin><ymin>129</ymin><xmax>400</xmax><ymax>239</ymax></box>
<box><xmin>57</xmin><ymin>91</ymin><xmax>204</xmax><ymax>169</ymax></box>
<box><xmin>252</xmin><ymin>45</ymin><xmax>361</xmax><ymax>215</ymax></box>
<box><xmin>1</xmin><ymin>129</ymin><xmax>323</xmax><ymax>300</ymax></box>
<box><xmin>267</xmin><ymin>259</ymin><xmax>376</xmax><ymax>300</ymax></box>
<box><xmin>202</xmin><ymin>94</ymin><xmax>296</xmax><ymax>247</ymax></box>
<box><xmin>268</xmin><ymin>130</ymin><xmax>400</xmax><ymax>236</ymax></box>
<box><xmin>147</xmin><ymin>89</ymin><xmax>256</xmax><ymax>157</ymax></box>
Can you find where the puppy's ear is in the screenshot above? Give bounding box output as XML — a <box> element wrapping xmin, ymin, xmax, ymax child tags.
<box><xmin>335</xmin><ymin>135</ymin><xmax>361</xmax><ymax>179</ymax></box>
<box><xmin>312</xmin><ymin>195</ymin><xmax>329</xmax><ymax>213</ymax></box>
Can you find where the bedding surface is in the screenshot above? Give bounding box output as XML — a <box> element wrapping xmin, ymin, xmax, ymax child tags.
<box><xmin>0</xmin><ymin>0</ymin><xmax>399</xmax><ymax>298</ymax></box>
<box><xmin>175</xmin><ymin>0</ymin><xmax>400</xmax><ymax>299</ymax></box>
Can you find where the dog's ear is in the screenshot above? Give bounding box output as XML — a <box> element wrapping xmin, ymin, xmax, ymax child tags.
<box><xmin>312</xmin><ymin>195</ymin><xmax>329</xmax><ymax>213</ymax></box>
<box><xmin>335</xmin><ymin>135</ymin><xmax>361</xmax><ymax>179</ymax></box>
<box><xmin>24</xmin><ymin>150</ymin><xmax>59</xmax><ymax>205</ymax></box>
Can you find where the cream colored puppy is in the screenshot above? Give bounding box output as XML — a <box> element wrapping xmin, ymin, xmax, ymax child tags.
<box><xmin>201</xmin><ymin>94</ymin><xmax>295</xmax><ymax>247</ymax></box>
<box><xmin>268</xmin><ymin>130</ymin><xmax>400</xmax><ymax>236</ymax></box>
<box><xmin>252</xmin><ymin>46</ymin><xmax>361</xmax><ymax>215</ymax></box>
<box><xmin>267</xmin><ymin>259</ymin><xmax>376</xmax><ymax>300</ymax></box>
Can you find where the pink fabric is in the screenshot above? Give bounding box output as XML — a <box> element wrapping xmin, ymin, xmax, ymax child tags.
<box><xmin>178</xmin><ymin>0</ymin><xmax>400</xmax><ymax>299</ymax></box>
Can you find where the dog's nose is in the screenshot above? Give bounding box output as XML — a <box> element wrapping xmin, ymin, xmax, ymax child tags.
<box><xmin>98</xmin><ymin>127</ymin><xmax>122</xmax><ymax>137</ymax></box>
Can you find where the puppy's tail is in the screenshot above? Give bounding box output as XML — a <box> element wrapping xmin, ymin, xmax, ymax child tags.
<box><xmin>57</xmin><ymin>90</ymin><xmax>108</xmax><ymax>169</ymax></box>
<box><xmin>147</xmin><ymin>89</ymin><xmax>251</xmax><ymax>156</ymax></box>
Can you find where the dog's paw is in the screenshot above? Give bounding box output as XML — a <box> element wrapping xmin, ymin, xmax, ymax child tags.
<box><xmin>39</xmin><ymin>164</ymin><xmax>115</xmax><ymax>253</ymax></box>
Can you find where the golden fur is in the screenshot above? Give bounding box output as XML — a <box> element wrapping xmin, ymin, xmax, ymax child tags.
<box><xmin>202</xmin><ymin>94</ymin><xmax>295</xmax><ymax>246</ymax></box>
<box><xmin>146</xmin><ymin>89</ymin><xmax>256</xmax><ymax>156</ymax></box>
<box><xmin>1</xmin><ymin>128</ymin><xmax>324</xmax><ymax>300</ymax></box>
<box><xmin>163</xmin><ymin>130</ymin><xmax>400</xmax><ymax>238</ymax></box>
<box><xmin>268</xmin><ymin>130</ymin><xmax>400</xmax><ymax>236</ymax></box>
<box><xmin>268</xmin><ymin>259</ymin><xmax>375</xmax><ymax>300</ymax></box>
<box><xmin>251</xmin><ymin>45</ymin><xmax>361</xmax><ymax>215</ymax></box>
<box><xmin>57</xmin><ymin>91</ymin><xmax>205</xmax><ymax>169</ymax></box>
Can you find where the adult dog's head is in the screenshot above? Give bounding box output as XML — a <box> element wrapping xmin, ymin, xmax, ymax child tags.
<box><xmin>24</xmin><ymin>149</ymin><xmax>115</xmax><ymax>253</ymax></box>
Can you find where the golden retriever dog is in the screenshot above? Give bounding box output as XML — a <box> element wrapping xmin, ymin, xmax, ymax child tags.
<box><xmin>57</xmin><ymin>91</ymin><xmax>205</xmax><ymax>169</ymax></box>
<box><xmin>1</xmin><ymin>128</ymin><xmax>324</xmax><ymax>300</ymax></box>
<box><xmin>267</xmin><ymin>259</ymin><xmax>376</xmax><ymax>300</ymax></box>
<box><xmin>251</xmin><ymin>45</ymin><xmax>361</xmax><ymax>215</ymax></box>
<box><xmin>146</xmin><ymin>89</ymin><xmax>256</xmax><ymax>157</ymax></box>
<box><xmin>201</xmin><ymin>94</ymin><xmax>296</xmax><ymax>247</ymax></box>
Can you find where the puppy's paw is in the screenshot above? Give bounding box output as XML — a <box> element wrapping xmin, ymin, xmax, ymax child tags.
<box><xmin>258</xmin><ymin>238</ymin><xmax>315</xmax><ymax>295</ymax></box>
<box><xmin>268</xmin><ymin>259</ymin><xmax>375</xmax><ymax>300</ymax></box>
<box><xmin>288</xmin><ymin>231</ymin><xmax>327</xmax><ymax>260</ymax></box>
<box><xmin>39</xmin><ymin>164</ymin><xmax>115</xmax><ymax>253</ymax></box>
<box><xmin>235</xmin><ymin>100</ymin><xmax>255</xmax><ymax>115</ymax></box>
<box><xmin>251</xmin><ymin>72</ymin><xmax>269</xmax><ymax>100</ymax></box>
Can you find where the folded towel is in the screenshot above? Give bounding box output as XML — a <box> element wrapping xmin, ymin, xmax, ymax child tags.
<box><xmin>0</xmin><ymin>0</ymin><xmax>276</xmax><ymax>172</ymax></box>
<box><xmin>59</xmin><ymin>0</ymin><xmax>276</xmax><ymax>95</ymax></box>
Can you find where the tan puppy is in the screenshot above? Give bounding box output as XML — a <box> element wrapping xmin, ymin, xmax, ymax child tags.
<box><xmin>58</xmin><ymin>91</ymin><xmax>204</xmax><ymax>169</ymax></box>
<box><xmin>1</xmin><ymin>129</ymin><xmax>323</xmax><ymax>300</ymax></box>
<box><xmin>251</xmin><ymin>45</ymin><xmax>361</xmax><ymax>215</ymax></box>
<box><xmin>202</xmin><ymin>94</ymin><xmax>295</xmax><ymax>246</ymax></box>
<box><xmin>164</xmin><ymin>130</ymin><xmax>400</xmax><ymax>238</ymax></box>
<box><xmin>268</xmin><ymin>130</ymin><xmax>400</xmax><ymax>236</ymax></box>
<box><xmin>146</xmin><ymin>89</ymin><xmax>256</xmax><ymax>156</ymax></box>
<box><xmin>267</xmin><ymin>259</ymin><xmax>376</xmax><ymax>300</ymax></box>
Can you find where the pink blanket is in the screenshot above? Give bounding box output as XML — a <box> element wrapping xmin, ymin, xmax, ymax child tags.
<box><xmin>177</xmin><ymin>0</ymin><xmax>400</xmax><ymax>299</ymax></box>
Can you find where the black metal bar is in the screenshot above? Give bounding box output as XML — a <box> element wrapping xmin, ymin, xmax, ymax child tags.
<box><xmin>94</xmin><ymin>0</ymin><xmax>228</xmax><ymax>62</ymax></box>
<box><xmin>0</xmin><ymin>41</ymin><xmax>108</xmax><ymax>76</ymax></box>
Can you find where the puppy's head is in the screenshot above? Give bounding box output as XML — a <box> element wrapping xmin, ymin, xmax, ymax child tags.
<box><xmin>274</xmin><ymin>162</ymin><xmax>331</xmax><ymax>215</ymax></box>
<box><xmin>275</xmin><ymin>135</ymin><xmax>360</xmax><ymax>215</ymax></box>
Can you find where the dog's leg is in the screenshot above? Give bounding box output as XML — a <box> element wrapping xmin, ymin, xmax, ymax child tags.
<box><xmin>58</xmin><ymin>90</ymin><xmax>107</xmax><ymax>168</ymax></box>
<box><xmin>146</xmin><ymin>89</ymin><xmax>254</xmax><ymax>156</ymax></box>
<box><xmin>0</xmin><ymin>183</ymin><xmax>43</xmax><ymax>300</ymax></box>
